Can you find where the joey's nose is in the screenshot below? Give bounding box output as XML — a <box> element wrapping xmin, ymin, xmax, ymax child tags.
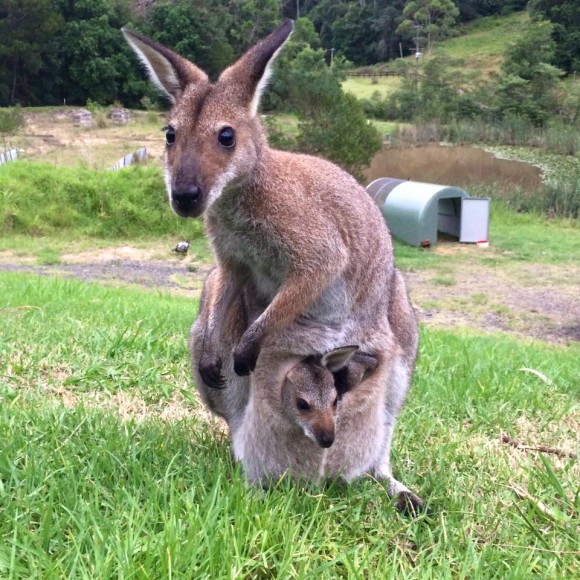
<box><xmin>171</xmin><ymin>185</ymin><xmax>203</xmax><ymax>217</ymax></box>
<box><xmin>316</xmin><ymin>430</ymin><xmax>335</xmax><ymax>448</ymax></box>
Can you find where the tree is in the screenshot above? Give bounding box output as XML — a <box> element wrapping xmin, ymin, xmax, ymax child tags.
<box><xmin>387</xmin><ymin>53</ymin><xmax>479</xmax><ymax>122</ymax></box>
<box><xmin>495</xmin><ymin>20</ymin><xmax>563</xmax><ymax>125</ymax></box>
<box><xmin>0</xmin><ymin>0</ymin><xmax>63</xmax><ymax>105</ymax></box>
<box><xmin>396</xmin><ymin>0</ymin><xmax>459</xmax><ymax>56</ymax></box>
<box><xmin>297</xmin><ymin>91</ymin><xmax>383</xmax><ymax>177</ymax></box>
<box><xmin>267</xmin><ymin>42</ymin><xmax>382</xmax><ymax>176</ymax></box>
<box><xmin>147</xmin><ymin>0</ymin><xmax>235</xmax><ymax>80</ymax></box>
<box><xmin>228</xmin><ymin>0</ymin><xmax>282</xmax><ymax>52</ymax></box>
<box><xmin>530</xmin><ymin>0</ymin><xmax>580</xmax><ymax>75</ymax></box>
<box><xmin>0</xmin><ymin>107</ymin><xmax>24</xmax><ymax>151</ymax></box>
<box><xmin>29</xmin><ymin>0</ymin><xmax>152</xmax><ymax>107</ymax></box>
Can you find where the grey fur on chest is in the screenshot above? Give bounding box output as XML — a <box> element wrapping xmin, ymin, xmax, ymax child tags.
<box><xmin>209</xmin><ymin>203</ymin><xmax>290</xmax><ymax>286</ymax></box>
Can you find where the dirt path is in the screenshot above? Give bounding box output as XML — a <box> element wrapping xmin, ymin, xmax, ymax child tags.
<box><xmin>1</xmin><ymin>245</ymin><xmax>578</xmax><ymax>344</ymax></box>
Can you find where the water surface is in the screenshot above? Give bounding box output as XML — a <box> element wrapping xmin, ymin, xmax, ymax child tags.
<box><xmin>365</xmin><ymin>145</ymin><xmax>542</xmax><ymax>190</ymax></box>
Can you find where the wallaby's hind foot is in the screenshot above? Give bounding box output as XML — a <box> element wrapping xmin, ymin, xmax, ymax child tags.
<box><xmin>386</xmin><ymin>476</ymin><xmax>424</xmax><ymax>517</ymax></box>
<box><xmin>394</xmin><ymin>490</ymin><xmax>424</xmax><ymax>517</ymax></box>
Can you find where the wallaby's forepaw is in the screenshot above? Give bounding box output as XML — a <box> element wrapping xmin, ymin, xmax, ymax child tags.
<box><xmin>394</xmin><ymin>491</ymin><xmax>424</xmax><ymax>517</ymax></box>
<box><xmin>199</xmin><ymin>357</ymin><xmax>226</xmax><ymax>389</ymax></box>
<box><xmin>233</xmin><ymin>338</ymin><xmax>260</xmax><ymax>376</ymax></box>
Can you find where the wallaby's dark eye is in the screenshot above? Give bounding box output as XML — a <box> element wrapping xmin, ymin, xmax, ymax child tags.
<box><xmin>296</xmin><ymin>398</ymin><xmax>310</xmax><ymax>411</ymax></box>
<box><xmin>163</xmin><ymin>125</ymin><xmax>176</xmax><ymax>146</ymax></box>
<box><xmin>218</xmin><ymin>126</ymin><xmax>236</xmax><ymax>148</ymax></box>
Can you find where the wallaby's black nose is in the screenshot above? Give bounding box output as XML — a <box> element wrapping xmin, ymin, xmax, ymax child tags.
<box><xmin>316</xmin><ymin>431</ymin><xmax>335</xmax><ymax>448</ymax></box>
<box><xmin>171</xmin><ymin>186</ymin><xmax>202</xmax><ymax>217</ymax></box>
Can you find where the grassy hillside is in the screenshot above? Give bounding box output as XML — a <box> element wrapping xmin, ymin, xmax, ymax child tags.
<box><xmin>437</xmin><ymin>11</ymin><xmax>530</xmax><ymax>76</ymax></box>
<box><xmin>343</xmin><ymin>11</ymin><xmax>530</xmax><ymax>99</ymax></box>
<box><xmin>0</xmin><ymin>162</ymin><xmax>201</xmax><ymax>241</ymax></box>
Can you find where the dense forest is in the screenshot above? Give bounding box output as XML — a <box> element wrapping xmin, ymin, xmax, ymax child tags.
<box><xmin>2</xmin><ymin>0</ymin><xmax>576</xmax><ymax>109</ymax></box>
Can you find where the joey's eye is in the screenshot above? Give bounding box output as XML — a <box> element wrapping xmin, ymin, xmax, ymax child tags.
<box><xmin>163</xmin><ymin>125</ymin><xmax>176</xmax><ymax>146</ymax></box>
<box><xmin>296</xmin><ymin>398</ymin><xmax>310</xmax><ymax>411</ymax></box>
<box><xmin>218</xmin><ymin>126</ymin><xmax>236</xmax><ymax>148</ymax></box>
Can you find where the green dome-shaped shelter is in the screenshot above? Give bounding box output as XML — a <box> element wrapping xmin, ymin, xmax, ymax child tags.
<box><xmin>367</xmin><ymin>178</ymin><xmax>489</xmax><ymax>247</ymax></box>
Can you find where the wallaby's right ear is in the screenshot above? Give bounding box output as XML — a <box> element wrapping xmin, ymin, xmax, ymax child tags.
<box><xmin>219</xmin><ymin>20</ymin><xmax>294</xmax><ymax>116</ymax></box>
<box><xmin>122</xmin><ymin>28</ymin><xmax>208</xmax><ymax>103</ymax></box>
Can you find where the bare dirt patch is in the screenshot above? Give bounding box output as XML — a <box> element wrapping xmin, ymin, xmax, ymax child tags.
<box><xmin>16</xmin><ymin>109</ymin><xmax>166</xmax><ymax>168</ymax></box>
<box><xmin>406</xmin><ymin>261</ymin><xmax>580</xmax><ymax>343</ymax></box>
<box><xmin>1</xmin><ymin>238</ymin><xmax>578</xmax><ymax>343</ymax></box>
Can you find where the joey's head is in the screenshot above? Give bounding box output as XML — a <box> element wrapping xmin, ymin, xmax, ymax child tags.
<box><xmin>122</xmin><ymin>22</ymin><xmax>293</xmax><ymax>218</ymax></box>
<box><xmin>281</xmin><ymin>346</ymin><xmax>360</xmax><ymax>449</ymax></box>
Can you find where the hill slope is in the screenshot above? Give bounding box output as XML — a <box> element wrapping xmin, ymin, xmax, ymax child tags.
<box><xmin>344</xmin><ymin>11</ymin><xmax>530</xmax><ymax>99</ymax></box>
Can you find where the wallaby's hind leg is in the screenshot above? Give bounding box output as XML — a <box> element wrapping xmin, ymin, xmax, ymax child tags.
<box><xmin>373</xmin><ymin>357</ymin><xmax>424</xmax><ymax>516</ymax></box>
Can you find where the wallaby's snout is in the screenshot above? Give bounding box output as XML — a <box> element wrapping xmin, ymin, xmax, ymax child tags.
<box><xmin>171</xmin><ymin>185</ymin><xmax>202</xmax><ymax>217</ymax></box>
<box><xmin>314</xmin><ymin>426</ymin><xmax>335</xmax><ymax>448</ymax></box>
<box><xmin>165</xmin><ymin>132</ymin><xmax>208</xmax><ymax>217</ymax></box>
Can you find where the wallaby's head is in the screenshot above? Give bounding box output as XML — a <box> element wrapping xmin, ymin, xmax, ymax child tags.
<box><xmin>282</xmin><ymin>346</ymin><xmax>378</xmax><ymax>449</ymax></box>
<box><xmin>122</xmin><ymin>22</ymin><xmax>293</xmax><ymax>218</ymax></box>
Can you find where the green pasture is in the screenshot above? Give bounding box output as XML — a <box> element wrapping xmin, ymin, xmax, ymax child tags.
<box><xmin>342</xmin><ymin>76</ymin><xmax>402</xmax><ymax>100</ymax></box>
<box><xmin>438</xmin><ymin>11</ymin><xmax>529</xmax><ymax>73</ymax></box>
<box><xmin>343</xmin><ymin>11</ymin><xmax>531</xmax><ymax>102</ymax></box>
<box><xmin>0</xmin><ymin>272</ymin><xmax>578</xmax><ymax>577</ymax></box>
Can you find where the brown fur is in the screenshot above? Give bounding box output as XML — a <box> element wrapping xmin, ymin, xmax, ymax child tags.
<box><xmin>126</xmin><ymin>22</ymin><xmax>422</xmax><ymax>511</ymax></box>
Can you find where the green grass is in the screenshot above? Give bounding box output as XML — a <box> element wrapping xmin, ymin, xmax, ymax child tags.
<box><xmin>369</xmin><ymin>120</ymin><xmax>400</xmax><ymax>136</ymax></box>
<box><xmin>439</xmin><ymin>11</ymin><xmax>529</xmax><ymax>72</ymax></box>
<box><xmin>394</xmin><ymin>199</ymin><xmax>580</xmax><ymax>272</ymax></box>
<box><xmin>0</xmin><ymin>274</ymin><xmax>578</xmax><ymax>577</ymax></box>
<box><xmin>0</xmin><ymin>163</ymin><xmax>203</xmax><ymax>241</ymax></box>
<box><xmin>342</xmin><ymin>77</ymin><xmax>401</xmax><ymax>100</ymax></box>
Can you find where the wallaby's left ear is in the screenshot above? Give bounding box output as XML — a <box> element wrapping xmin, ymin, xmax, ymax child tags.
<box><xmin>219</xmin><ymin>20</ymin><xmax>294</xmax><ymax>116</ymax></box>
<box><xmin>320</xmin><ymin>346</ymin><xmax>359</xmax><ymax>373</ymax></box>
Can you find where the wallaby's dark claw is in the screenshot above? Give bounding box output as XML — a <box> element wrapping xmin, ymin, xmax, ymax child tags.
<box><xmin>199</xmin><ymin>359</ymin><xmax>226</xmax><ymax>389</ymax></box>
<box><xmin>394</xmin><ymin>491</ymin><xmax>425</xmax><ymax>517</ymax></box>
<box><xmin>233</xmin><ymin>340</ymin><xmax>259</xmax><ymax>377</ymax></box>
<box><xmin>233</xmin><ymin>356</ymin><xmax>254</xmax><ymax>377</ymax></box>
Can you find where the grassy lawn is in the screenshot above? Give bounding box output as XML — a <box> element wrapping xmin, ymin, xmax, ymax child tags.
<box><xmin>0</xmin><ymin>273</ymin><xmax>578</xmax><ymax>576</ymax></box>
<box><xmin>1</xmin><ymin>107</ymin><xmax>578</xmax><ymax>575</ymax></box>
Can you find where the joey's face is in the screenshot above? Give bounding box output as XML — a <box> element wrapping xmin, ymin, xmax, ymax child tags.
<box><xmin>164</xmin><ymin>84</ymin><xmax>262</xmax><ymax>218</ymax></box>
<box><xmin>282</xmin><ymin>362</ymin><xmax>339</xmax><ymax>449</ymax></box>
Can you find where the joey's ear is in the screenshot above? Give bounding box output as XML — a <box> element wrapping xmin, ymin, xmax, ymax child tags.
<box><xmin>332</xmin><ymin>351</ymin><xmax>379</xmax><ymax>397</ymax></box>
<box><xmin>218</xmin><ymin>20</ymin><xmax>294</xmax><ymax>116</ymax></box>
<box><xmin>320</xmin><ymin>346</ymin><xmax>359</xmax><ymax>374</ymax></box>
<box><xmin>122</xmin><ymin>28</ymin><xmax>208</xmax><ymax>103</ymax></box>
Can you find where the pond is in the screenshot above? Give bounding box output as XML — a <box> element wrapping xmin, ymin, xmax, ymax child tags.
<box><xmin>365</xmin><ymin>145</ymin><xmax>543</xmax><ymax>191</ymax></box>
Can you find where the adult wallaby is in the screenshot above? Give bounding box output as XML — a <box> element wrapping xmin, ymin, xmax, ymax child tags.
<box><xmin>124</xmin><ymin>22</ymin><xmax>421</xmax><ymax>509</ymax></box>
